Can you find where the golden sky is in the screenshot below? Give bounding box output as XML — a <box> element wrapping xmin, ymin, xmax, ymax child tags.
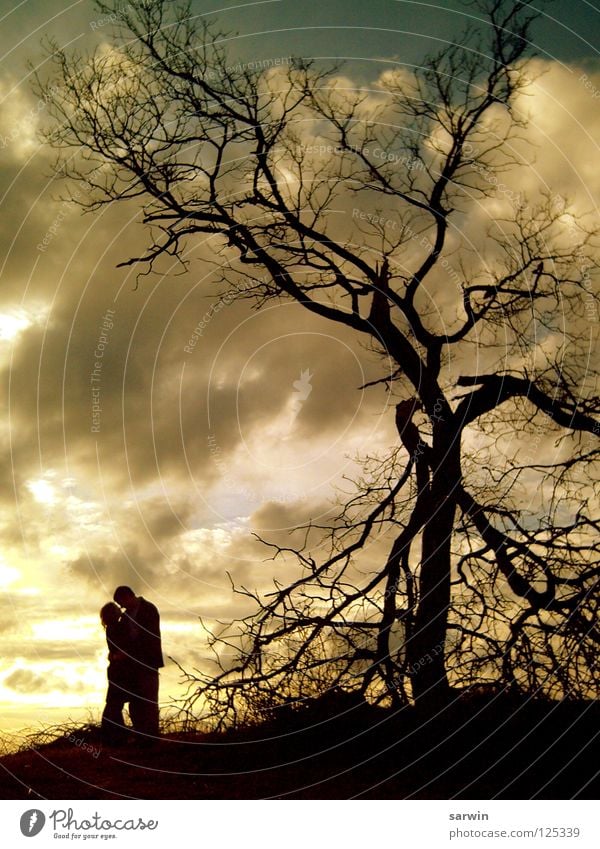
<box><xmin>0</xmin><ymin>0</ymin><xmax>599</xmax><ymax>740</ymax></box>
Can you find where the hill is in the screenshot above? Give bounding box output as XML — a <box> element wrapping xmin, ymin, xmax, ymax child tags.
<box><xmin>1</xmin><ymin>697</ymin><xmax>598</xmax><ymax>799</ymax></box>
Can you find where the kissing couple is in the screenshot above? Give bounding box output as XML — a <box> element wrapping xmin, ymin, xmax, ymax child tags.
<box><xmin>99</xmin><ymin>586</ymin><xmax>163</xmax><ymax>747</ymax></box>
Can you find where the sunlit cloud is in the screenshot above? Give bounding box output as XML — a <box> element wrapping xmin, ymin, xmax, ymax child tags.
<box><xmin>30</xmin><ymin>616</ymin><xmax>100</xmax><ymax>644</ymax></box>
<box><xmin>0</xmin><ymin>558</ymin><xmax>19</xmax><ymax>589</ymax></box>
<box><xmin>26</xmin><ymin>478</ymin><xmax>57</xmax><ymax>505</ymax></box>
<box><xmin>0</xmin><ymin>306</ymin><xmax>48</xmax><ymax>343</ymax></box>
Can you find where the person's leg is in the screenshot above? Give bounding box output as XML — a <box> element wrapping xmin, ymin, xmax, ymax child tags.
<box><xmin>129</xmin><ymin>670</ymin><xmax>159</xmax><ymax>741</ymax></box>
<box><xmin>127</xmin><ymin>668</ymin><xmax>142</xmax><ymax>737</ymax></box>
<box><xmin>101</xmin><ymin>683</ymin><xmax>128</xmax><ymax>745</ymax></box>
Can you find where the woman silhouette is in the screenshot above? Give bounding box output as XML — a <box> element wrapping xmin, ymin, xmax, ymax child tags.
<box><xmin>100</xmin><ymin>601</ymin><xmax>133</xmax><ymax>746</ymax></box>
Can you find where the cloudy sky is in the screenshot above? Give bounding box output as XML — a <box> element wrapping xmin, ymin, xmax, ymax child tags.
<box><xmin>0</xmin><ymin>0</ymin><xmax>598</xmax><ymax>740</ymax></box>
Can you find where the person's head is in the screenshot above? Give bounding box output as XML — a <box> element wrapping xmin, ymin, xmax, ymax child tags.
<box><xmin>100</xmin><ymin>602</ymin><xmax>121</xmax><ymax>629</ymax></box>
<box><xmin>113</xmin><ymin>585</ymin><xmax>138</xmax><ymax>611</ymax></box>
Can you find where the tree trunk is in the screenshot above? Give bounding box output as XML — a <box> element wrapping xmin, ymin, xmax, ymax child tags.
<box><xmin>406</xmin><ymin>465</ymin><xmax>456</xmax><ymax>709</ymax></box>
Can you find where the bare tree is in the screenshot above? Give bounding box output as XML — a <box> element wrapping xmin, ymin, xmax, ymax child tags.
<box><xmin>38</xmin><ymin>0</ymin><xmax>600</xmax><ymax>715</ymax></box>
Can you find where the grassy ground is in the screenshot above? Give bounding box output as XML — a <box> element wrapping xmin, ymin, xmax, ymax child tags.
<box><xmin>1</xmin><ymin>697</ymin><xmax>598</xmax><ymax>799</ymax></box>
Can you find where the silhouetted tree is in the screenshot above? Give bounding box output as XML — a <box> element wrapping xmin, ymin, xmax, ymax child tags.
<box><xmin>39</xmin><ymin>0</ymin><xmax>600</xmax><ymax>715</ymax></box>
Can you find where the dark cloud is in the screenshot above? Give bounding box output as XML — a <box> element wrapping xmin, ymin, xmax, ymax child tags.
<box><xmin>250</xmin><ymin>497</ymin><xmax>337</xmax><ymax>536</ymax></box>
<box><xmin>3</xmin><ymin>667</ymin><xmax>86</xmax><ymax>694</ymax></box>
<box><xmin>4</xmin><ymin>641</ymin><xmax>100</xmax><ymax>663</ymax></box>
<box><xmin>4</xmin><ymin>668</ymin><xmax>46</xmax><ymax>693</ymax></box>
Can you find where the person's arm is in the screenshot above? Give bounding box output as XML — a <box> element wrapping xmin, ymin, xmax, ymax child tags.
<box><xmin>141</xmin><ymin>601</ymin><xmax>163</xmax><ymax>667</ymax></box>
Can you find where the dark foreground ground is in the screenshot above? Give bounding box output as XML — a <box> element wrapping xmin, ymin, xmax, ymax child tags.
<box><xmin>1</xmin><ymin>697</ymin><xmax>598</xmax><ymax>799</ymax></box>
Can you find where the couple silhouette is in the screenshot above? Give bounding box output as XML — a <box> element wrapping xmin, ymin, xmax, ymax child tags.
<box><xmin>100</xmin><ymin>586</ymin><xmax>163</xmax><ymax>747</ymax></box>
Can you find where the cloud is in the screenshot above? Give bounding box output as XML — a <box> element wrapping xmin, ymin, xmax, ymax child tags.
<box><xmin>3</xmin><ymin>667</ymin><xmax>87</xmax><ymax>695</ymax></box>
<box><xmin>4</xmin><ymin>668</ymin><xmax>49</xmax><ymax>693</ymax></box>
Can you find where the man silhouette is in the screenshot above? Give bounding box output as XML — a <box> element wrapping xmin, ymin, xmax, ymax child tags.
<box><xmin>113</xmin><ymin>585</ymin><xmax>163</xmax><ymax>743</ymax></box>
